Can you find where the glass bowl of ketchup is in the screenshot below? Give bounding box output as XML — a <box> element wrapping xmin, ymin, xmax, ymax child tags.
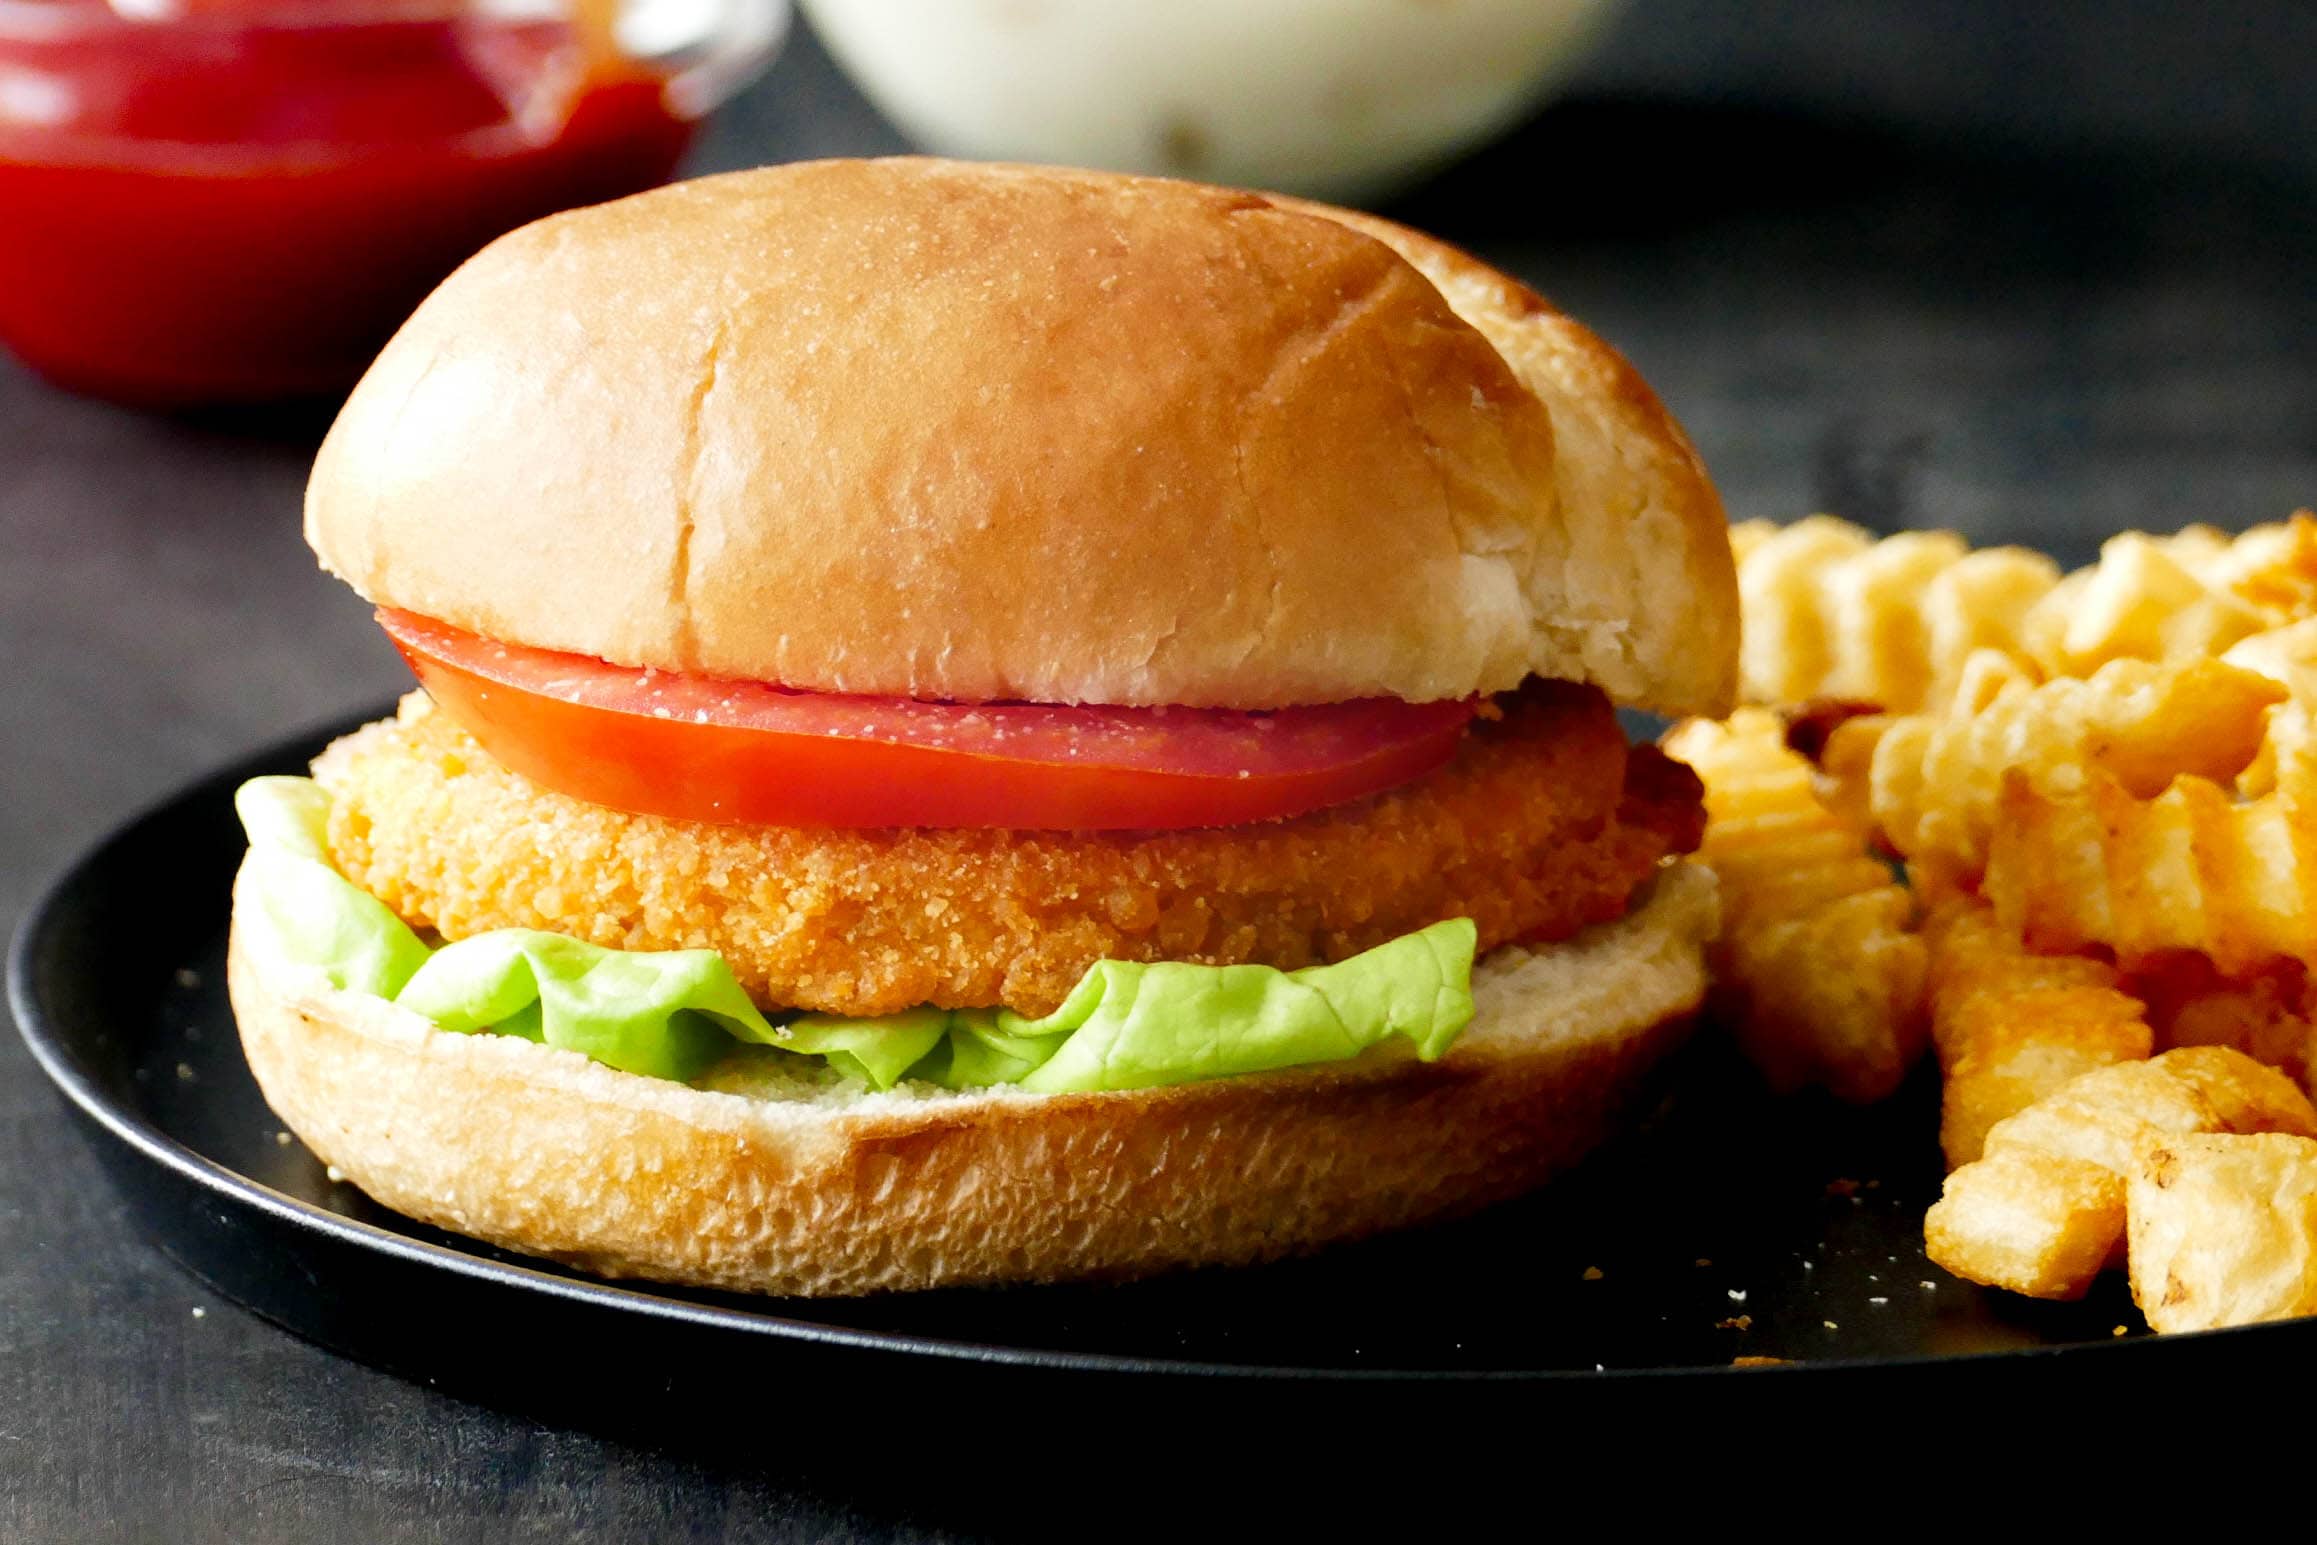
<box><xmin>0</xmin><ymin>0</ymin><xmax>786</xmax><ymax>405</ymax></box>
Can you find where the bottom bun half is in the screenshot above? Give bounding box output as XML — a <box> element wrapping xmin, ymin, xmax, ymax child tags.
<box><xmin>227</xmin><ymin>862</ymin><xmax>1718</xmax><ymax>1297</ymax></box>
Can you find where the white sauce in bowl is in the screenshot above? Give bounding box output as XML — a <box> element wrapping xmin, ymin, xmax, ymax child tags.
<box><xmin>798</xmin><ymin>0</ymin><xmax>1627</xmax><ymax>199</ymax></box>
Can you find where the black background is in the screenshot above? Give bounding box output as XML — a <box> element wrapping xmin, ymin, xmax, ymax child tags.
<box><xmin>5</xmin><ymin>3</ymin><xmax>2316</xmax><ymax>1537</ymax></box>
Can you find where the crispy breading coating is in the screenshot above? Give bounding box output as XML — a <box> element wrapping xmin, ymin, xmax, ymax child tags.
<box><xmin>317</xmin><ymin>682</ymin><xmax>1701</xmax><ymax>1017</ymax></box>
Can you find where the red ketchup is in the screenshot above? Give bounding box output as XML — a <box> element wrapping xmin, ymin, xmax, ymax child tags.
<box><xmin>0</xmin><ymin>0</ymin><xmax>699</xmax><ymax>404</ymax></box>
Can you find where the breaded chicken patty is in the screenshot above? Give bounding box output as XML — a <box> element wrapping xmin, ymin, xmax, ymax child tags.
<box><xmin>316</xmin><ymin>681</ymin><xmax>1703</xmax><ymax>1017</ymax></box>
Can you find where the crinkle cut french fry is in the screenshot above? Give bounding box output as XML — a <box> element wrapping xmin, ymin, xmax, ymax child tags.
<box><xmin>1979</xmin><ymin>632</ymin><xmax>2317</xmax><ymax>974</ymax></box>
<box><xmin>1732</xmin><ymin>516</ymin><xmax>2057</xmax><ymax>714</ymax></box>
<box><xmin>2022</xmin><ymin>513</ymin><xmax>2317</xmax><ymax>679</ymax></box>
<box><xmin>2162</xmin><ymin>1042</ymin><xmax>2317</xmax><ymax>1134</ymax></box>
<box><xmin>1726</xmin><ymin>518</ymin><xmax>1779</xmax><ymax>571</ymax></box>
<box><xmin>2223</xmin><ymin>615</ymin><xmax>2317</xmax><ymax>705</ymax></box>
<box><xmin>1925</xmin><ymin>1150</ymin><xmax>2122</xmax><ymax>1300</ymax></box>
<box><xmin>1810</xmin><ymin>711</ymin><xmax>1891</xmax><ymax>833</ymax></box>
<box><xmin>1988</xmin><ymin>719</ymin><xmax>2317</xmax><ymax>977</ymax></box>
<box><xmin>2130</xmin><ymin>1132</ymin><xmax>2317</xmax><ymax>1333</ymax></box>
<box><xmin>1721</xmin><ymin>888</ymin><xmax>1927</xmax><ymax>1104</ymax></box>
<box><xmin>1735</xmin><ymin>517</ymin><xmax>1878</xmax><ymax>709</ymax></box>
<box><xmin>2211</xmin><ymin>512</ymin><xmax>2317</xmax><ymax>622</ymax></box>
<box><xmin>1662</xmin><ymin>710</ymin><xmax>1927</xmax><ymax>1103</ymax></box>
<box><xmin>1925</xmin><ymin>1047</ymin><xmax>2317</xmax><ymax>1300</ymax></box>
<box><xmin>1669</xmin><ymin>711</ymin><xmax>1893</xmax><ymax>897</ymax></box>
<box><xmin>2131</xmin><ymin>950</ymin><xmax>2317</xmax><ymax>1103</ymax></box>
<box><xmin>1862</xmin><ymin>655</ymin><xmax>2282</xmax><ymax>878</ymax></box>
<box><xmin>1729</xmin><ymin>510</ymin><xmax>2317</xmax><ymax>1324</ymax></box>
<box><xmin>2223</xmin><ymin>625</ymin><xmax>2317</xmax><ymax>796</ymax></box>
<box><xmin>1987</xmin><ymin>1047</ymin><xmax>2316</xmax><ymax>1172</ymax></box>
<box><xmin>1923</xmin><ymin>892</ymin><xmax>2154</xmax><ymax>1169</ymax></box>
<box><xmin>1740</xmin><ymin>512</ymin><xmax>2317</xmax><ymax>717</ymax></box>
<box><xmin>2022</xmin><ymin>530</ymin><xmax>2266</xmax><ymax>676</ymax></box>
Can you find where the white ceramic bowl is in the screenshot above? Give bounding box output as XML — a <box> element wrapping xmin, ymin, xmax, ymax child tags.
<box><xmin>799</xmin><ymin>0</ymin><xmax>1628</xmax><ymax>200</ymax></box>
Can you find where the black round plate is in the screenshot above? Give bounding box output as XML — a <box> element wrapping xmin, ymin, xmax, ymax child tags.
<box><xmin>11</xmin><ymin>707</ymin><xmax>2306</xmax><ymax>1428</ymax></box>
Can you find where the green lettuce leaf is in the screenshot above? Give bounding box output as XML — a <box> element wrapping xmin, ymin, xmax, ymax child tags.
<box><xmin>396</xmin><ymin>930</ymin><xmax>777</xmax><ymax>1083</ymax></box>
<box><xmin>887</xmin><ymin>921</ymin><xmax>1481</xmax><ymax>1093</ymax></box>
<box><xmin>773</xmin><ymin>1008</ymin><xmax>953</xmax><ymax>1090</ymax></box>
<box><xmin>237</xmin><ymin>777</ymin><xmax>776</xmax><ymax>1081</ymax></box>
<box><xmin>910</xmin><ymin>1012</ymin><xmax>1072</xmax><ymax>1090</ymax></box>
<box><xmin>1003</xmin><ymin>918</ymin><xmax>1477</xmax><ymax>1093</ymax></box>
<box><xmin>234</xmin><ymin>777</ymin><xmax>1478</xmax><ymax>1094</ymax></box>
<box><xmin>233</xmin><ymin>778</ymin><xmax>431</xmax><ymax>998</ymax></box>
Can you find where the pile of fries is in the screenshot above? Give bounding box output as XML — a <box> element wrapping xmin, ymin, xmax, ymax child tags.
<box><xmin>1681</xmin><ymin>511</ymin><xmax>2317</xmax><ymax>1333</ymax></box>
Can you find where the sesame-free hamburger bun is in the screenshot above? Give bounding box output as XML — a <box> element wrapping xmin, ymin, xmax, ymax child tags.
<box><xmin>230</xmin><ymin>861</ymin><xmax>1716</xmax><ymax>1296</ymax></box>
<box><xmin>233</xmin><ymin>159</ymin><xmax>1739</xmax><ymax>1296</ymax></box>
<box><xmin>306</xmin><ymin>158</ymin><xmax>1736</xmax><ymax>715</ymax></box>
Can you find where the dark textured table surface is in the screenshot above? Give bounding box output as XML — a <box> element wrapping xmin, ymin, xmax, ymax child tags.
<box><xmin>6</xmin><ymin>4</ymin><xmax>2314</xmax><ymax>1538</ymax></box>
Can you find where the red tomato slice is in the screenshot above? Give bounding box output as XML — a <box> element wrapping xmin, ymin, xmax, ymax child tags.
<box><xmin>378</xmin><ymin>610</ymin><xmax>1477</xmax><ymax>830</ymax></box>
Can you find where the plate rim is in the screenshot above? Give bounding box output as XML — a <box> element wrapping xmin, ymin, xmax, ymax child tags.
<box><xmin>7</xmin><ymin>703</ymin><xmax>2286</xmax><ymax>1385</ymax></box>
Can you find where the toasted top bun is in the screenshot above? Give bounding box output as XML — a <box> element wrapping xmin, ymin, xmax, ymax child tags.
<box><xmin>309</xmin><ymin>158</ymin><xmax>1736</xmax><ymax>715</ymax></box>
<box><xmin>229</xmin><ymin>861</ymin><xmax>1716</xmax><ymax>1296</ymax></box>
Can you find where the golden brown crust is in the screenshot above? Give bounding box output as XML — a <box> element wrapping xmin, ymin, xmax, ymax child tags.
<box><xmin>308</xmin><ymin>158</ymin><xmax>1736</xmax><ymax>716</ymax></box>
<box><xmin>316</xmin><ymin>684</ymin><xmax>1702</xmax><ymax>1017</ymax></box>
<box><xmin>227</xmin><ymin>863</ymin><xmax>1717</xmax><ymax>1296</ymax></box>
